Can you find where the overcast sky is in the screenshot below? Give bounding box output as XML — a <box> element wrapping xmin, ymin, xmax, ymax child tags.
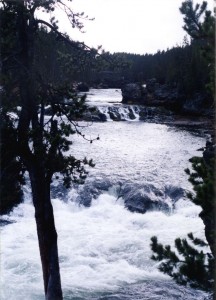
<box><xmin>43</xmin><ymin>0</ymin><xmax>214</xmax><ymax>55</ymax></box>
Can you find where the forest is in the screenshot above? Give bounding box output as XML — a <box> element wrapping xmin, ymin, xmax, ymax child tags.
<box><xmin>20</xmin><ymin>26</ymin><xmax>214</xmax><ymax>100</ymax></box>
<box><xmin>0</xmin><ymin>1</ymin><xmax>215</xmax><ymax>300</ymax></box>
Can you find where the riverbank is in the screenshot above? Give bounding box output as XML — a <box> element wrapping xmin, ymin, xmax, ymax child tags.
<box><xmin>83</xmin><ymin>103</ymin><xmax>213</xmax><ymax>135</ymax></box>
<box><xmin>75</xmin><ymin>88</ymin><xmax>214</xmax><ymax>133</ymax></box>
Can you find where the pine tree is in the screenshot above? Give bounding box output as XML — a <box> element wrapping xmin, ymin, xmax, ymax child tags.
<box><xmin>179</xmin><ymin>0</ymin><xmax>215</xmax><ymax>96</ymax></box>
<box><xmin>150</xmin><ymin>139</ymin><xmax>215</xmax><ymax>293</ymax></box>
<box><xmin>150</xmin><ymin>3</ymin><xmax>215</xmax><ymax>293</ymax></box>
<box><xmin>0</xmin><ymin>1</ymin><xmax>97</xmax><ymax>298</ymax></box>
<box><xmin>151</xmin><ymin>233</ymin><xmax>214</xmax><ymax>290</ymax></box>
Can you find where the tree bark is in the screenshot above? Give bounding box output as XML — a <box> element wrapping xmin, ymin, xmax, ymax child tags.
<box><xmin>16</xmin><ymin>2</ymin><xmax>63</xmax><ymax>298</ymax></box>
<box><xmin>29</xmin><ymin>167</ymin><xmax>63</xmax><ymax>300</ymax></box>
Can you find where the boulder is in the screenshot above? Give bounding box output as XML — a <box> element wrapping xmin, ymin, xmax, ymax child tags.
<box><xmin>119</xmin><ymin>183</ymin><xmax>169</xmax><ymax>214</ymax></box>
<box><xmin>108</xmin><ymin>107</ymin><xmax>122</xmax><ymax>121</ymax></box>
<box><xmin>121</xmin><ymin>83</ymin><xmax>144</xmax><ymax>103</ymax></box>
<box><xmin>128</xmin><ymin>107</ymin><xmax>136</xmax><ymax>120</ymax></box>
<box><xmin>77</xmin><ymin>177</ymin><xmax>113</xmax><ymax>207</ymax></box>
<box><xmin>124</xmin><ymin>190</ymin><xmax>169</xmax><ymax>214</ymax></box>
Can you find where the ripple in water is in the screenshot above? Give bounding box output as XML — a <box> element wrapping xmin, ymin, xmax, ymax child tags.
<box><xmin>0</xmin><ymin>96</ymin><xmax>209</xmax><ymax>299</ymax></box>
<box><xmin>1</xmin><ymin>191</ymin><xmax>208</xmax><ymax>299</ymax></box>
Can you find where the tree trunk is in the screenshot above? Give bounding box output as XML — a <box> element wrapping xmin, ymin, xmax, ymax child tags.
<box><xmin>16</xmin><ymin>2</ymin><xmax>63</xmax><ymax>298</ymax></box>
<box><xmin>29</xmin><ymin>168</ymin><xmax>63</xmax><ymax>300</ymax></box>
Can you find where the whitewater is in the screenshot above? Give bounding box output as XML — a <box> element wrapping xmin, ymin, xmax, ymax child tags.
<box><xmin>0</xmin><ymin>89</ymin><xmax>210</xmax><ymax>299</ymax></box>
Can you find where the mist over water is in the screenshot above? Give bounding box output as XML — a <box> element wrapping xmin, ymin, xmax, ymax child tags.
<box><xmin>1</xmin><ymin>89</ymin><xmax>209</xmax><ymax>299</ymax></box>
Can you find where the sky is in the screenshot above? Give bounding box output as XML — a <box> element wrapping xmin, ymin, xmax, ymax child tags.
<box><xmin>40</xmin><ymin>0</ymin><xmax>214</xmax><ymax>55</ymax></box>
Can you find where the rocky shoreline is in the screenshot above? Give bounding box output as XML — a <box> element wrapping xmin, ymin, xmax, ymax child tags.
<box><xmin>121</xmin><ymin>80</ymin><xmax>214</xmax><ymax>117</ymax></box>
<box><xmin>74</xmin><ymin>81</ymin><xmax>214</xmax><ymax>128</ymax></box>
<box><xmin>82</xmin><ymin>104</ymin><xmax>213</xmax><ymax>134</ymax></box>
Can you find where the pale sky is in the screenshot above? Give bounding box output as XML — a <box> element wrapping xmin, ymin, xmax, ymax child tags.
<box><xmin>40</xmin><ymin>0</ymin><xmax>214</xmax><ymax>55</ymax></box>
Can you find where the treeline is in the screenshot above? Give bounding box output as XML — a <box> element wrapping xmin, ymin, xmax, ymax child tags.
<box><xmin>111</xmin><ymin>43</ymin><xmax>210</xmax><ymax>95</ymax></box>
<box><xmin>32</xmin><ymin>27</ymin><xmax>213</xmax><ymax>101</ymax></box>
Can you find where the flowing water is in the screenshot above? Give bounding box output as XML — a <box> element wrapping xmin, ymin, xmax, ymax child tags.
<box><xmin>0</xmin><ymin>89</ymin><xmax>210</xmax><ymax>299</ymax></box>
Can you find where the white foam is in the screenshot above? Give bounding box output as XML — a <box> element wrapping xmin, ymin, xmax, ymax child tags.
<box><xmin>1</xmin><ymin>106</ymin><xmax>208</xmax><ymax>299</ymax></box>
<box><xmin>1</xmin><ymin>192</ymin><xmax>206</xmax><ymax>299</ymax></box>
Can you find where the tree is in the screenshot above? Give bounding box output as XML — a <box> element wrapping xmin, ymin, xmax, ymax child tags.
<box><xmin>0</xmin><ymin>1</ymin><xmax>97</xmax><ymax>299</ymax></box>
<box><xmin>0</xmin><ymin>112</ymin><xmax>24</xmax><ymax>214</ymax></box>
<box><xmin>150</xmin><ymin>0</ymin><xmax>215</xmax><ymax>294</ymax></box>
<box><xmin>151</xmin><ymin>233</ymin><xmax>214</xmax><ymax>291</ymax></box>
<box><xmin>150</xmin><ymin>139</ymin><xmax>215</xmax><ymax>293</ymax></box>
<box><xmin>179</xmin><ymin>0</ymin><xmax>215</xmax><ymax>96</ymax></box>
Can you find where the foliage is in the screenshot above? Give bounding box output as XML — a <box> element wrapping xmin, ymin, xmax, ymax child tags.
<box><xmin>0</xmin><ymin>1</ymin><xmax>98</xmax><ymax>212</ymax></box>
<box><xmin>150</xmin><ymin>139</ymin><xmax>215</xmax><ymax>292</ymax></box>
<box><xmin>150</xmin><ymin>3</ymin><xmax>215</xmax><ymax>292</ymax></box>
<box><xmin>179</xmin><ymin>0</ymin><xmax>215</xmax><ymax>96</ymax></box>
<box><xmin>185</xmin><ymin>140</ymin><xmax>215</xmax><ymax>255</ymax></box>
<box><xmin>0</xmin><ymin>112</ymin><xmax>24</xmax><ymax>214</ymax></box>
<box><xmin>151</xmin><ymin>233</ymin><xmax>214</xmax><ymax>290</ymax></box>
<box><xmin>0</xmin><ymin>1</ymin><xmax>100</xmax><ymax>298</ymax></box>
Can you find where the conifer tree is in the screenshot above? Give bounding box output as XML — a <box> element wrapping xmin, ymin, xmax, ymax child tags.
<box><xmin>150</xmin><ymin>0</ymin><xmax>215</xmax><ymax>295</ymax></box>
<box><xmin>179</xmin><ymin>0</ymin><xmax>215</xmax><ymax>96</ymax></box>
<box><xmin>0</xmin><ymin>1</ymin><xmax>98</xmax><ymax>299</ymax></box>
<box><xmin>150</xmin><ymin>139</ymin><xmax>215</xmax><ymax>293</ymax></box>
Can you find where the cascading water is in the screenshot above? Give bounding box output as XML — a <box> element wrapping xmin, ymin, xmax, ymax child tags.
<box><xmin>83</xmin><ymin>89</ymin><xmax>173</xmax><ymax>123</ymax></box>
<box><xmin>0</xmin><ymin>89</ymin><xmax>210</xmax><ymax>299</ymax></box>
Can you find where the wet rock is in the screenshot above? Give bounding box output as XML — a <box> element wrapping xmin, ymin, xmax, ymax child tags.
<box><xmin>76</xmin><ymin>178</ymin><xmax>184</xmax><ymax>213</ymax></box>
<box><xmin>121</xmin><ymin>83</ymin><xmax>144</xmax><ymax>104</ymax></box>
<box><xmin>98</xmin><ymin>112</ymin><xmax>107</xmax><ymax>122</ymax></box>
<box><xmin>128</xmin><ymin>107</ymin><xmax>136</xmax><ymax>120</ymax></box>
<box><xmin>119</xmin><ymin>183</ymin><xmax>169</xmax><ymax>214</ymax></box>
<box><xmin>164</xmin><ymin>185</ymin><xmax>185</xmax><ymax>202</ymax></box>
<box><xmin>108</xmin><ymin>107</ymin><xmax>121</xmax><ymax>121</ymax></box>
<box><xmin>51</xmin><ymin>182</ymin><xmax>68</xmax><ymax>199</ymax></box>
<box><xmin>83</xmin><ymin>109</ymin><xmax>107</xmax><ymax>122</ymax></box>
<box><xmin>90</xmin><ymin>113</ymin><xmax>107</xmax><ymax>122</ymax></box>
<box><xmin>124</xmin><ymin>190</ymin><xmax>169</xmax><ymax>213</ymax></box>
<box><xmin>0</xmin><ymin>219</ymin><xmax>14</xmax><ymax>226</ymax></box>
<box><xmin>77</xmin><ymin>187</ymin><xmax>94</xmax><ymax>207</ymax></box>
<box><xmin>77</xmin><ymin>178</ymin><xmax>113</xmax><ymax>207</ymax></box>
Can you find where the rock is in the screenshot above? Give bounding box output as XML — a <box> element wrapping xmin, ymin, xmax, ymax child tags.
<box><xmin>108</xmin><ymin>107</ymin><xmax>121</xmax><ymax>121</ymax></box>
<box><xmin>0</xmin><ymin>219</ymin><xmax>14</xmax><ymax>226</ymax></box>
<box><xmin>83</xmin><ymin>109</ymin><xmax>107</xmax><ymax>122</ymax></box>
<box><xmin>77</xmin><ymin>177</ymin><xmax>113</xmax><ymax>207</ymax></box>
<box><xmin>128</xmin><ymin>107</ymin><xmax>136</xmax><ymax>120</ymax></box>
<box><xmin>120</xmin><ymin>183</ymin><xmax>170</xmax><ymax>214</ymax></box>
<box><xmin>182</xmin><ymin>93</ymin><xmax>211</xmax><ymax>116</ymax></box>
<box><xmin>77</xmin><ymin>82</ymin><xmax>89</xmax><ymax>92</ymax></box>
<box><xmin>164</xmin><ymin>185</ymin><xmax>185</xmax><ymax>202</ymax></box>
<box><xmin>121</xmin><ymin>83</ymin><xmax>144</xmax><ymax>104</ymax></box>
<box><xmin>124</xmin><ymin>190</ymin><xmax>169</xmax><ymax>214</ymax></box>
<box><xmin>98</xmin><ymin>112</ymin><xmax>107</xmax><ymax>122</ymax></box>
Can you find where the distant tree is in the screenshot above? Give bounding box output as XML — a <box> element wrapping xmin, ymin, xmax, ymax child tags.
<box><xmin>0</xmin><ymin>1</ymin><xmax>98</xmax><ymax>299</ymax></box>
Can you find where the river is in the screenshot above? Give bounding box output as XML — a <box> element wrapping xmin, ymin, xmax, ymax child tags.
<box><xmin>0</xmin><ymin>89</ymin><xmax>210</xmax><ymax>299</ymax></box>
